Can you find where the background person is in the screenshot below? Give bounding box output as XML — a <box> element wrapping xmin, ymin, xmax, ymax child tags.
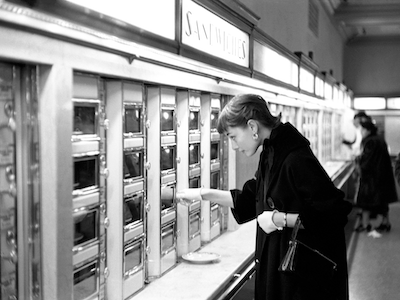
<box><xmin>342</xmin><ymin>111</ymin><xmax>372</xmax><ymax>224</ymax></box>
<box><xmin>354</xmin><ymin>120</ymin><xmax>398</xmax><ymax>233</ymax></box>
<box><xmin>177</xmin><ymin>94</ymin><xmax>352</xmax><ymax>300</ymax></box>
<box><xmin>342</xmin><ymin>111</ymin><xmax>372</xmax><ymax>158</ymax></box>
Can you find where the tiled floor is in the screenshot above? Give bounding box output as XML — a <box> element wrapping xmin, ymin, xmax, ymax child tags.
<box><xmin>348</xmin><ymin>202</ymin><xmax>400</xmax><ymax>300</ymax></box>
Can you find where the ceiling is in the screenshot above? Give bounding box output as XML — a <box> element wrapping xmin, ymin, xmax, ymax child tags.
<box><xmin>322</xmin><ymin>0</ymin><xmax>400</xmax><ymax>44</ymax></box>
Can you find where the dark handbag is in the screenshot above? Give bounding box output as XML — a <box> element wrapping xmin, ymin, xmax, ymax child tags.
<box><xmin>278</xmin><ymin>217</ymin><xmax>337</xmax><ymax>287</ymax></box>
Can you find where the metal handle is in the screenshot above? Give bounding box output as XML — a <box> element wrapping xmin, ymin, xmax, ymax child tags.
<box><xmin>1</xmin><ymin>250</ymin><xmax>18</xmax><ymax>264</ymax></box>
<box><xmin>4</xmin><ymin>101</ymin><xmax>14</xmax><ymax>117</ymax></box>
<box><xmin>5</xmin><ymin>165</ymin><xmax>15</xmax><ymax>182</ymax></box>
<box><xmin>161</xmin><ymin>227</ymin><xmax>174</xmax><ymax>237</ymax></box>
<box><xmin>6</xmin><ymin>230</ymin><xmax>16</xmax><ymax>246</ymax></box>
<box><xmin>7</xmin><ymin>118</ymin><xmax>16</xmax><ymax>132</ymax></box>
<box><xmin>73</xmin><ymin>209</ymin><xmax>88</xmax><ymax>222</ymax></box>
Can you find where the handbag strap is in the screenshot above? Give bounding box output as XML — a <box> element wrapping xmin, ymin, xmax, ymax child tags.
<box><xmin>290</xmin><ymin>216</ymin><xmax>301</xmax><ymax>241</ymax></box>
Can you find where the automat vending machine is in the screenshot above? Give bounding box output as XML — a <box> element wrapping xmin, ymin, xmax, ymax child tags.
<box><xmin>121</xmin><ymin>82</ymin><xmax>146</xmax><ymax>298</ymax></box>
<box><xmin>176</xmin><ymin>90</ymin><xmax>202</xmax><ymax>256</ymax></box>
<box><xmin>146</xmin><ymin>87</ymin><xmax>178</xmax><ymax>280</ymax></box>
<box><xmin>105</xmin><ymin>80</ymin><xmax>147</xmax><ymax>299</ymax></box>
<box><xmin>72</xmin><ymin>73</ymin><xmax>108</xmax><ymax>300</ymax></box>
<box><xmin>0</xmin><ymin>63</ymin><xmax>41</xmax><ymax>300</ymax></box>
<box><xmin>0</xmin><ymin>63</ymin><xmax>19</xmax><ymax>300</ymax></box>
<box><xmin>200</xmin><ymin>94</ymin><xmax>223</xmax><ymax>242</ymax></box>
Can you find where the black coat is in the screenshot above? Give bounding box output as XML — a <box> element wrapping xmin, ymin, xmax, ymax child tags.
<box><xmin>230</xmin><ymin>123</ymin><xmax>352</xmax><ymax>300</ymax></box>
<box><xmin>395</xmin><ymin>152</ymin><xmax>400</xmax><ymax>186</ymax></box>
<box><xmin>356</xmin><ymin>134</ymin><xmax>398</xmax><ymax>213</ymax></box>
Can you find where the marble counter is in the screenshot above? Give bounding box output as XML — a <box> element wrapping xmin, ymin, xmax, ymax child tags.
<box><xmin>323</xmin><ymin>160</ymin><xmax>354</xmax><ymax>189</ymax></box>
<box><xmin>133</xmin><ymin>220</ymin><xmax>256</xmax><ymax>300</ymax></box>
<box><xmin>323</xmin><ymin>160</ymin><xmax>349</xmax><ymax>178</ymax></box>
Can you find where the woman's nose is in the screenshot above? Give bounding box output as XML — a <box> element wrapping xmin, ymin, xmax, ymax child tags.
<box><xmin>231</xmin><ymin>141</ymin><xmax>239</xmax><ymax>150</ymax></box>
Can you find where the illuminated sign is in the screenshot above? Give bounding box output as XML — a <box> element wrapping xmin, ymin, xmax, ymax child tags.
<box><xmin>181</xmin><ymin>0</ymin><xmax>249</xmax><ymax>68</ymax></box>
<box><xmin>254</xmin><ymin>41</ymin><xmax>298</xmax><ymax>86</ymax></box>
<box><xmin>65</xmin><ymin>0</ymin><xmax>175</xmax><ymax>40</ymax></box>
<box><xmin>387</xmin><ymin>98</ymin><xmax>400</xmax><ymax>109</ymax></box>
<box><xmin>354</xmin><ymin>97</ymin><xmax>386</xmax><ymax>110</ymax></box>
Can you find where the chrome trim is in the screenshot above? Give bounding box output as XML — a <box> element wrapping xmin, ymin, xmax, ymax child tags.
<box><xmin>215</xmin><ymin>260</ymin><xmax>256</xmax><ymax>300</ymax></box>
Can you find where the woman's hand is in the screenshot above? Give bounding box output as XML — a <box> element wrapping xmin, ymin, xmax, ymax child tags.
<box><xmin>257</xmin><ymin>210</ymin><xmax>282</xmax><ymax>234</ymax></box>
<box><xmin>176</xmin><ymin>188</ymin><xmax>204</xmax><ymax>202</ymax></box>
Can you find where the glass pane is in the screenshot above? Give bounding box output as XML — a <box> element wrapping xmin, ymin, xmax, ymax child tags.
<box><xmin>125</xmin><ymin>107</ymin><xmax>142</xmax><ymax>134</ymax></box>
<box><xmin>124</xmin><ymin>151</ymin><xmax>143</xmax><ymax>180</ymax></box>
<box><xmin>189</xmin><ymin>177</ymin><xmax>200</xmax><ymax>188</ymax></box>
<box><xmin>74</xmin><ymin>157</ymin><xmax>98</xmax><ymax>190</ymax></box>
<box><xmin>161</xmin><ymin>147</ymin><xmax>175</xmax><ymax>171</ymax></box>
<box><xmin>74</xmin><ymin>105</ymin><xmax>96</xmax><ymax>135</ymax></box>
<box><xmin>124</xmin><ymin>195</ymin><xmax>143</xmax><ymax>226</ymax></box>
<box><xmin>161</xmin><ymin>109</ymin><xmax>174</xmax><ymax>132</ymax></box>
<box><xmin>74</xmin><ymin>210</ymin><xmax>97</xmax><ymax>246</ymax></box>
<box><xmin>189</xmin><ymin>144</ymin><xmax>199</xmax><ymax>165</ymax></box>
<box><xmin>74</xmin><ymin>262</ymin><xmax>97</xmax><ymax>300</ymax></box>
<box><xmin>211</xmin><ymin>142</ymin><xmax>219</xmax><ymax>160</ymax></box>
<box><xmin>189</xmin><ymin>111</ymin><xmax>199</xmax><ymax>131</ymax></box>
<box><xmin>125</xmin><ymin>243</ymin><xmax>142</xmax><ymax>274</ymax></box>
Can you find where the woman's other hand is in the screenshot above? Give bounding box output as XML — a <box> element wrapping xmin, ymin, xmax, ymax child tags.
<box><xmin>257</xmin><ymin>210</ymin><xmax>282</xmax><ymax>234</ymax></box>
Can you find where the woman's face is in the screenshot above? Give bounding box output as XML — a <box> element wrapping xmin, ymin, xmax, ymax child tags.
<box><xmin>353</xmin><ymin>117</ymin><xmax>361</xmax><ymax>128</ymax></box>
<box><xmin>360</xmin><ymin>127</ymin><xmax>370</xmax><ymax>138</ymax></box>
<box><xmin>225</xmin><ymin>125</ymin><xmax>259</xmax><ymax>157</ymax></box>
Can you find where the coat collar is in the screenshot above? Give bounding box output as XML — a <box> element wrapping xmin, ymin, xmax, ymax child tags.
<box><xmin>263</xmin><ymin>123</ymin><xmax>309</xmax><ymax>158</ymax></box>
<box><xmin>260</xmin><ymin>122</ymin><xmax>310</xmax><ymax>187</ymax></box>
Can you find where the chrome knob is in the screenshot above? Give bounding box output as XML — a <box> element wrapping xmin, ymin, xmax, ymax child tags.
<box><xmin>145</xmin><ymin>162</ymin><xmax>151</xmax><ymax>170</ymax></box>
<box><xmin>101</xmin><ymin>168</ymin><xmax>109</xmax><ymax>178</ymax></box>
<box><xmin>104</xmin><ymin>267</ymin><xmax>109</xmax><ymax>278</ymax></box>
<box><xmin>102</xmin><ymin>119</ymin><xmax>109</xmax><ymax>130</ymax></box>
<box><xmin>100</xmin><ymin>251</ymin><xmax>106</xmax><ymax>262</ymax></box>
<box><xmin>145</xmin><ymin>203</ymin><xmax>151</xmax><ymax>212</ymax></box>
<box><xmin>5</xmin><ymin>166</ymin><xmax>15</xmax><ymax>183</ymax></box>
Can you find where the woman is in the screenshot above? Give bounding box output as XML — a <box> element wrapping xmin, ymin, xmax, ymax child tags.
<box><xmin>342</xmin><ymin>111</ymin><xmax>372</xmax><ymax>157</ymax></box>
<box><xmin>355</xmin><ymin>120</ymin><xmax>398</xmax><ymax>232</ymax></box>
<box><xmin>177</xmin><ymin>94</ymin><xmax>352</xmax><ymax>300</ymax></box>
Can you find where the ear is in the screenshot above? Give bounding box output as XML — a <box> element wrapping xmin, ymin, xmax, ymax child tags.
<box><xmin>247</xmin><ymin>119</ymin><xmax>259</xmax><ymax>134</ymax></box>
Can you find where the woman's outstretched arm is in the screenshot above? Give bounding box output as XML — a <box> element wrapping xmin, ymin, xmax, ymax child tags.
<box><xmin>176</xmin><ymin>188</ymin><xmax>234</xmax><ymax>208</ymax></box>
